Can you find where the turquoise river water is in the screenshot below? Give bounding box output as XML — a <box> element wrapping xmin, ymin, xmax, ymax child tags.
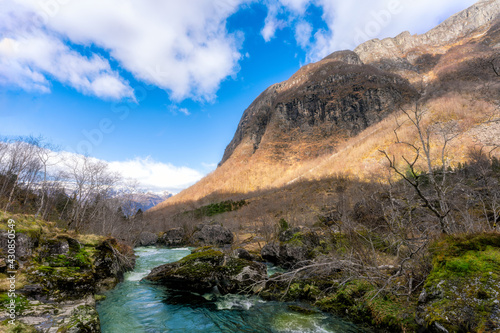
<box><xmin>97</xmin><ymin>247</ymin><xmax>365</xmax><ymax>333</ymax></box>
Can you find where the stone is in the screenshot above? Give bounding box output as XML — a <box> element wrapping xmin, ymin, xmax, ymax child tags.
<box><xmin>60</xmin><ymin>305</ymin><xmax>101</xmax><ymax>333</ymax></box>
<box><xmin>262</xmin><ymin>229</ymin><xmax>321</xmax><ymax>268</ymax></box>
<box><xmin>159</xmin><ymin>228</ymin><xmax>185</xmax><ymax>247</ymax></box>
<box><xmin>0</xmin><ymin>232</ymin><xmax>37</xmax><ymax>261</ymax></box>
<box><xmin>191</xmin><ymin>224</ymin><xmax>234</xmax><ymax>246</ymax></box>
<box><xmin>232</xmin><ymin>248</ymin><xmax>253</xmax><ymax>261</ymax></box>
<box><xmin>144</xmin><ymin>249</ymin><xmax>267</xmax><ymax>295</ymax></box>
<box><xmin>94</xmin><ymin>238</ymin><xmax>135</xmax><ymax>292</ymax></box>
<box><xmin>135</xmin><ymin>231</ymin><xmax>158</xmax><ymax>246</ymax></box>
<box><xmin>261</xmin><ymin>242</ymin><xmax>280</xmax><ymax>264</ymax></box>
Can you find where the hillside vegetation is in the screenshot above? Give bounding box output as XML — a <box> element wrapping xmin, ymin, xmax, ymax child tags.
<box><xmin>143</xmin><ymin>4</ymin><xmax>500</xmax><ymax>330</ymax></box>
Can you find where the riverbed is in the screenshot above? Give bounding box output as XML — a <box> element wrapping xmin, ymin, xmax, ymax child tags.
<box><xmin>97</xmin><ymin>247</ymin><xmax>365</xmax><ymax>333</ymax></box>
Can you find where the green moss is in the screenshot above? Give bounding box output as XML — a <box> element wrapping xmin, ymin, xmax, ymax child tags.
<box><xmin>179</xmin><ymin>249</ymin><xmax>224</xmax><ymax>264</ymax></box>
<box><xmin>287</xmin><ymin>304</ymin><xmax>318</xmax><ymax>315</ymax></box>
<box><xmin>0</xmin><ymin>320</ymin><xmax>37</xmax><ymax>333</ymax></box>
<box><xmin>315</xmin><ymin>280</ymin><xmax>416</xmax><ymax>332</ymax></box>
<box><xmin>57</xmin><ymin>305</ymin><xmax>100</xmax><ymax>332</ymax></box>
<box><xmin>421</xmin><ymin>233</ymin><xmax>500</xmax><ymax>332</ymax></box>
<box><xmin>285</xmin><ymin>232</ymin><xmax>305</xmax><ymax>246</ymax></box>
<box><xmin>0</xmin><ymin>292</ymin><xmax>30</xmax><ymax>314</ymax></box>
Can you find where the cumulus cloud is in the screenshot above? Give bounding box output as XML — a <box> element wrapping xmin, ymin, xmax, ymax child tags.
<box><xmin>1</xmin><ymin>0</ymin><xmax>480</xmax><ymax>101</ymax></box>
<box><xmin>1</xmin><ymin>0</ymin><xmax>248</xmax><ymax>101</ymax></box>
<box><xmin>47</xmin><ymin>151</ymin><xmax>204</xmax><ymax>193</ymax></box>
<box><xmin>0</xmin><ymin>33</ymin><xmax>134</xmax><ymax>99</ymax></box>
<box><xmin>107</xmin><ymin>157</ymin><xmax>204</xmax><ymax>193</ymax></box>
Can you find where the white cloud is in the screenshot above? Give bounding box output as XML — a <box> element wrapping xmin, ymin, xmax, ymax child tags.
<box><xmin>2</xmin><ymin>0</ymin><xmax>249</xmax><ymax>101</ymax></box>
<box><xmin>261</xmin><ymin>2</ymin><xmax>285</xmax><ymax>42</ymax></box>
<box><xmin>0</xmin><ymin>0</ymin><xmax>481</xmax><ymax>101</ymax></box>
<box><xmin>0</xmin><ymin>0</ymin><xmax>246</xmax><ymax>100</ymax></box>
<box><xmin>168</xmin><ymin>105</ymin><xmax>191</xmax><ymax>116</ymax></box>
<box><xmin>201</xmin><ymin>162</ymin><xmax>218</xmax><ymax>170</ymax></box>
<box><xmin>295</xmin><ymin>21</ymin><xmax>313</xmax><ymax>48</ymax></box>
<box><xmin>47</xmin><ymin>151</ymin><xmax>204</xmax><ymax>193</ymax></box>
<box><xmin>107</xmin><ymin>157</ymin><xmax>204</xmax><ymax>193</ymax></box>
<box><xmin>0</xmin><ymin>33</ymin><xmax>133</xmax><ymax>99</ymax></box>
<box><xmin>261</xmin><ymin>0</ymin><xmax>479</xmax><ymax>62</ymax></box>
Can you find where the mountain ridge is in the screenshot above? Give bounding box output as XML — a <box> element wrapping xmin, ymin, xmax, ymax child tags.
<box><xmin>149</xmin><ymin>0</ymin><xmax>499</xmax><ymax>219</ymax></box>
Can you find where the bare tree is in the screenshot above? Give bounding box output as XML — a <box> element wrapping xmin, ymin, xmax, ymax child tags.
<box><xmin>65</xmin><ymin>155</ymin><xmax>120</xmax><ymax>232</ymax></box>
<box><xmin>380</xmin><ymin>102</ymin><xmax>462</xmax><ymax>234</ymax></box>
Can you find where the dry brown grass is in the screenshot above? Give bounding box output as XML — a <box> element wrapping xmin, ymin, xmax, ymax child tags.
<box><xmin>147</xmin><ymin>91</ymin><xmax>499</xmax><ymax>237</ymax></box>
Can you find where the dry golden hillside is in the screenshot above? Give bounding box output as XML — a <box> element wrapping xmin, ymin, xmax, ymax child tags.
<box><xmin>147</xmin><ymin>3</ymin><xmax>500</xmax><ymax>237</ymax></box>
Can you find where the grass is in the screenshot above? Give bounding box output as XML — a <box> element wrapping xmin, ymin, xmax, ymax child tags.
<box><xmin>146</xmin><ymin>92</ymin><xmax>499</xmax><ymax>239</ymax></box>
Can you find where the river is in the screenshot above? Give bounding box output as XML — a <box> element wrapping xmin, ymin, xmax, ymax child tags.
<box><xmin>97</xmin><ymin>247</ymin><xmax>365</xmax><ymax>333</ymax></box>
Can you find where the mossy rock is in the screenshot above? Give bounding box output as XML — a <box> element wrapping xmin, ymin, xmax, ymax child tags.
<box><xmin>287</xmin><ymin>304</ymin><xmax>319</xmax><ymax>315</ymax></box>
<box><xmin>0</xmin><ymin>320</ymin><xmax>38</xmax><ymax>333</ymax></box>
<box><xmin>315</xmin><ymin>280</ymin><xmax>416</xmax><ymax>332</ymax></box>
<box><xmin>418</xmin><ymin>233</ymin><xmax>500</xmax><ymax>332</ymax></box>
<box><xmin>145</xmin><ymin>249</ymin><xmax>266</xmax><ymax>294</ymax></box>
<box><xmin>57</xmin><ymin>305</ymin><xmax>100</xmax><ymax>333</ymax></box>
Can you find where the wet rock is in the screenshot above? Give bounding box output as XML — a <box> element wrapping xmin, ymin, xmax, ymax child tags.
<box><xmin>135</xmin><ymin>231</ymin><xmax>158</xmax><ymax>246</ymax></box>
<box><xmin>218</xmin><ymin>258</ymin><xmax>267</xmax><ymax>294</ymax></box>
<box><xmin>261</xmin><ymin>242</ymin><xmax>280</xmax><ymax>263</ymax></box>
<box><xmin>145</xmin><ymin>249</ymin><xmax>225</xmax><ymax>292</ymax></box>
<box><xmin>144</xmin><ymin>249</ymin><xmax>266</xmax><ymax>294</ymax></box>
<box><xmin>159</xmin><ymin>228</ymin><xmax>185</xmax><ymax>247</ymax></box>
<box><xmin>191</xmin><ymin>224</ymin><xmax>234</xmax><ymax>246</ymax></box>
<box><xmin>94</xmin><ymin>238</ymin><xmax>135</xmax><ymax>292</ymax></box>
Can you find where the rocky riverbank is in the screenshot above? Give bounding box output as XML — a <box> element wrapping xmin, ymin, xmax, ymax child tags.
<box><xmin>143</xmin><ymin>223</ymin><xmax>500</xmax><ymax>333</ymax></box>
<box><xmin>0</xmin><ymin>212</ymin><xmax>135</xmax><ymax>332</ymax></box>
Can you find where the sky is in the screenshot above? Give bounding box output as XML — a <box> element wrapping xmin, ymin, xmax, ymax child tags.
<box><xmin>0</xmin><ymin>0</ymin><xmax>478</xmax><ymax>193</ymax></box>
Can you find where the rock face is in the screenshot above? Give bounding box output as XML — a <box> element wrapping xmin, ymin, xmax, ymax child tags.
<box><xmin>0</xmin><ymin>229</ymin><xmax>135</xmax><ymax>333</ymax></box>
<box><xmin>158</xmin><ymin>227</ymin><xmax>186</xmax><ymax>247</ymax></box>
<box><xmin>219</xmin><ymin>57</ymin><xmax>416</xmax><ymax>165</ymax></box>
<box><xmin>191</xmin><ymin>223</ymin><xmax>234</xmax><ymax>246</ymax></box>
<box><xmin>144</xmin><ymin>249</ymin><xmax>266</xmax><ymax>294</ymax></box>
<box><xmin>218</xmin><ymin>0</ymin><xmax>500</xmax><ymax>167</ymax></box>
<box><xmin>261</xmin><ymin>227</ymin><xmax>321</xmax><ymax>269</ymax></box>
<box><xmin>355</xmin><ymin>0</ymin><xmax>500</xmax><ymax>68</ymax></box>
<box><xmin>0</xmin><ymin>232</ymin><xmax>37</xmax><ymax>262</ymax></box>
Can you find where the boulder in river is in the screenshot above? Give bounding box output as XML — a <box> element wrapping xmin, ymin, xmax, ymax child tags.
<box><xmin>144</xmin><ymin>249</ymin><xmax>266</xmax><ymax>294</ymax></box>
<box><xmin>135</xmin><ymin>231</ymin><xmax>158</xmax><ymax>247</ymax></box>
<box><xmin>191</xmin><ymin>223</ymin><xmax>234</xmax><ymax>246</ymax></box>
<box><xmin>158</xmin><ymin>227</ymin><xmax>186</xmax><ymax>247</ymax></box>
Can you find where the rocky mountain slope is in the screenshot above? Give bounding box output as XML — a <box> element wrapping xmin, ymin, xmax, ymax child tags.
<box><xmin>148</xmin><ymin>0</ymin><xmax>499</xmax><ymax>226</ymax></box>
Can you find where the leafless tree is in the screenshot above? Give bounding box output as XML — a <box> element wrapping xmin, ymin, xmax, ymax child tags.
<box><xmin>65</xmin><ymin>155</ymin><xmax>120</xmax><ymax>232</ymax></box>
<box><xmin>380</xmin><ymin>102</ymin><xmax>462</xmax><ymax>234</ymax></box>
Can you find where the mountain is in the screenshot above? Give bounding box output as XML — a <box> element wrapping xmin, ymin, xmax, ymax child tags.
<box><xmin>148</xmin><ymin>0</ymin><xmax>500</xmax><ymax>230</ymax></box>
<box><xmin>125</xmin><ymin>190</ymin><xmax>173</xmax><ymax>213</ymax></box>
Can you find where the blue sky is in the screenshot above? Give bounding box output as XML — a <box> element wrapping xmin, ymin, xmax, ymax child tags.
<box><xmin>0</xmin><ymin>0</ymin><xmax>477</xmax><ymax>192</ymax></box>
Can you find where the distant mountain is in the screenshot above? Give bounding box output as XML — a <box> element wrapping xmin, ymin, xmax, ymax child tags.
<box><xmin>126</xmin><ymin>190</ymin><xmax>173</xmax><ymax>213</ymax></box>
<box><xmin>149</xmin><ymin>0</ymin><xmax>499</xmax><ymax>224</ymax></box>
